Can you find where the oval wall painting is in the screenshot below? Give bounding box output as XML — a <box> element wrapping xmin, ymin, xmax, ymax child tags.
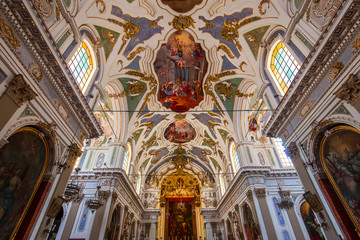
<box><xmin>155</xmin><ymin>30</ymin><xmax>208</xmax><ymax>112</ymax></box>
<box><xmin>164</xmin><ymin>120</ymin><xmax>196</xmax><ymax>143</ymax></box>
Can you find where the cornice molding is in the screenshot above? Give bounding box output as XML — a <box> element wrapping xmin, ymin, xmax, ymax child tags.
<box><xmin>264</xmin><ymin>0</ymin><xmax>360</xmax><ymax>137</ymax></box>
<box><xmin>1</xmin><ymin>0</ymin><xmax>102</xmax><ymax>138</ymax></box>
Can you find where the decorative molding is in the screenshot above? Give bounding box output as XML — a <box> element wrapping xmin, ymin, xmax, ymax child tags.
<box><xmin>334</xmin><ymin>74</ymin><xmax>360</xmax><ymax>106</ymax></box>
<box><xmin>264</xmin><ymin>2</ymin><xmax>360</xmax><ymax>137</ymax></box>
<box><xmin>254</xmin><ymin>188</ymin><xmax>266</xmax><ymax>198</ymax></box>
<box><xmin>68</xmin><ymin>143</ymin><xmax>82</xmax><ymax>165</ymax></box>
<box><xmin>169</xmin><ymin>15</ymin><xmax>195</xmax><ymax>31</ymax></box>
<box><xmin>5</xmin><ymin>74</ymin><xmax>37</xmax><ymax>107</ymax></box>
<box><xmin>0</xmin><ymin>13</ymin><xmax>20</xmax><ymax>49</ymax></box>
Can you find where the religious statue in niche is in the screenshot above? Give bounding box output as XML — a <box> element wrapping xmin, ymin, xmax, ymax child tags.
<box><xmin>164</xmin><ymin>120</ymin><xmax>196</xmax><ymax>143</ymax></box>
<box><xmin>154</xmin><ymin>30</ymin><xmax>208</xmax><ymax>112</ymax></box>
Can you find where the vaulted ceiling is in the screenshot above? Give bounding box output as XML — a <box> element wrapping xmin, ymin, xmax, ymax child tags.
<box><xmin>80</xmin><ymin>0</ymin><xmax>285</xmax><ymax>183</ymax></box>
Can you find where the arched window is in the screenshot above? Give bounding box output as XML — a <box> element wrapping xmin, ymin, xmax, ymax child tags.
<box><xmin>220</xmin><ymin>171</ymin><xmax>226</xmax><ymax>196</ymax></box>
<box><xmin>68</xmin><ymin>41</ymin><xmax>95</xmax><ymax>92</ymax></box>
<box><xmin>230</xmin><ymin>142</ymin><xmax>241</xmax><ymax>173</ymax></box>
<box><xmin>136</xmin><ymin>173</ymin><xmax>141</xmax><ymax>194</ymax></box>
<box><xmin>273</xmin><ymin>138</ymin><xmax>292</xmax><ymax>167</ymax></box>
<box><xmin>269</xmin><ymin>41</ymin><xmax>300</xmax><ymax>94</ymax></box>
<box><xmin>122</xmin><ymin>144</ymin><xmax>131</xmax><ymax>173</ymax></box>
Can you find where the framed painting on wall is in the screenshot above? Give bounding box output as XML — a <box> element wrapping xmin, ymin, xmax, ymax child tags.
<box><xmin>0</xmin><ymin>127</ymin><xmax>49</xmax><ymax>239</ymax></box>
<box><xmin>303</xmin><ymin>191</ymin><xmax>323</xmax><ymax>212</ymax></box>
<box><xmin>320</xmin><ymin>125</ymin><xmax>360</xmax><ymax>233</ymax></box>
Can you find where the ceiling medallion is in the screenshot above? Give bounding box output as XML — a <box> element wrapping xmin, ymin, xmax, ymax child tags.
<box><xmin>165</xmin><ymin>120</ymin><xmax>196</xmax><ymax>143</ymax></box>
<box><xmin>160</xmin><ymin>0</ymin><xmax>203</xmax><ymax>13</ymax></box>
<box><xmin>155</xmin><ymin>30</ymin><xmax>208</xmax><ymax>112</ymax></box>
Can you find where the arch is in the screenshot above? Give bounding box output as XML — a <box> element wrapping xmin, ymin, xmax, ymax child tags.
<box><xmin>108</xmin><ymin>205</ymin><xmax>122</xmax><ymax>240</ymax></box>
<box><xmin>299</xmin><ymin>201</ymin><xmax>325</xmax><ymax>240</ymax></box>
<box><xmin>242</xmin><ymin>203</ymin><xmax>261</xmax><ymax>240</ymax></box>
<box><xmin>68</xmin><ymin>39</ymin><xmax>96</xmax><ymax>93</ymax></box>
<box><xmin>0</xmin><ymin>127</ymin><xmax>50</xmax><ymax>239</ymax></box>
<box><xmin>229</xmin><ymin>141</ymin><xmax>241</xmax><ymax>173</ymax></box>
<box><xmin>268</xmin><ymin>40</ymin><xmax>300</xmax><ymax>95</ymax></box>
<box><xmin>122</xmin><ymin>143</ymin><xmax>132</xmax><ymax>174</ymax></box>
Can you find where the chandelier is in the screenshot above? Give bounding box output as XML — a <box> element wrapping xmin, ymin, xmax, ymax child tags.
<box><xmin>87</xmin><ymin>185</ymin><xmax>103</xmax><ymax>210</ymax></box>
<box><xmin>277</xmin><ymin>188</ymin><xmax>294</xmax><ymax>210</ymax></box>
<box><xmin>275</xmin><ymin>173</ymin><xmax>294</xmax><ymax>210</ymax></box>
<box><xmin>64</xmin><ymin>167</ymin><xmax>83</xmax><ymax>201</ymax></box>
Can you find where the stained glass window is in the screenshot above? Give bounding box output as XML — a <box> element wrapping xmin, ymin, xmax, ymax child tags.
<box><xmin>274</xmin><ymin>138</ymin><xmax>293</xmax><ymax>167</ymax></box>
<box><xmin>270</xmin><ymin>41</ymin><xmax>300</xmax><ymax>94</ymax></box>
<box><xmin>122</xmin><ymin>144</ymin><xmax>131</xmax><ymax>173</ymax></box>
<box><xmin>68</xmin><ymin>41</ymin><xmax>94</xmax><ymax>92</ymax></box>
<box><xmin>230</xmin><ymin>142</ymin><xmax>241</xmax><ymax>173</ymax></box>
<box><xmin>220</xmin><ymin>172</ymin><xmax>226</xmax><ymax>195</ymax></box>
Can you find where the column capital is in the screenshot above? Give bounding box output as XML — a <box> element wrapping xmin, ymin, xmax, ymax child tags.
<box><xmin>254</xmin><ymin>188</ymin><xmax>267</xmax><ymax>198</ymax></box>
<box><xmin>5</xmin><ymin>74</ymin><xmax>37</xmax><ymax>106</ymax></box>
<box><xmin>285</xmin><ymin>142</ymin><xmax>300</xmax><ymax>159</ymax></box>
<box><xmin>334</xmin><ymin>74</ymin><xmax>360</xmax><ymax>106</ymax></box>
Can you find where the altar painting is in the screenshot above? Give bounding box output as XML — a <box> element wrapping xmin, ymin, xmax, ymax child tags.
<box><xmin>300</xmin><ymin>201</ymin><xmax>325</xmax><ymax>240</ymax></box>
<box><xmin>168</xmin><ymin>198</ymin><xmax>194</xmax><ymax>240</ymax></box>
<box><xmin>155</xmin><ymin>30</ymin><xmax>207</xmax><ymax>112</ymax></box>
<box><xmin>243</xmin><ymin>203</ymin><xmax>261</xmax><ymax>240</ymax></box>
<box><xmin>320</xmin><ymin>126</ymin><xmax>360</xmax><ymax>231</ymax></box>
<box><xmin>0</xmin><ymin>127</ymin><xmax>48</xmax><ymax>239</ymax></box>
<box><xmin>164</xmin><ymin>120</ymin><xmax>196</xmax><ymax>143</ymax></box>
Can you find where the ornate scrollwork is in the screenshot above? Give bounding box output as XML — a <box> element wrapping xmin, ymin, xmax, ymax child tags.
<box><xmin>327</xmin><ymin>62</ymin><xmax>343</xmax><ymax>82</ymax></box>
<box><xmin>217</xmin><ymin>44</ymin><xmax>235</xmax><ymax>59</ymax></box>
<box><xmin>258</xmin><ymin>0</ymin><xmax>270</xmax><ymax>15</ymax></box>
<box><xmin>216</xmin><ymin>82</ymin><xmax>236</xmax><ymax>100</ymax></box>
<box><xmin>174</xmin><ymin>113</ymin><xmax>186</xmax><ymax>120</ymax></box>
<box><xmin>126</xmin><ymin>47</ymin><xmax>145</xmax><ymax>61</ymax></box>
<box><xmin>0</xmin><ymin>14</ymin><xmax>21</xmax><ymax>49</ymax></box>
<box><xmin>169</xmin><ymin>15</ymin><xmax>195</xmax><ymax>31</ymax></box>
<box><xmin>108</xmin><ymin>19</ymin><xmax>140</xmax><ymax>54</ymax></box>
<box><xmin>95</xmin><ymin>0</ymin><xmax>106</xmax><ymax>13</ymax></box>
<box><xmin>160</xmin><ymin>169</ymin><xmax>200</xmax><ymax>198</ymax></box>
<box><xmin>68</xmin><ymin>143</ymin><xmax>82</xmax><ymax>165</ymax></box>
<box><xmin>220</xmin><ymin>16</ymin><xmax>261</xmax><ymax>52</ymax></box>
<box><xmin>125</xmin><ymin>70</ymin><xmax>157</xmax><ymax>116</ymax></box>
<box><xmin>5</xmin><ymin>75</ymin><xmax>37</xmax><ymax>107</ymax></box>
<box><xmin>334</xmin><ymin>74</ymin><xmax>360</xmax><ymax>106</ymax></box>
<box><xmin>254</xmin><ymin>188</ymin><xmax>266</xmax><ymax>198</ymax></box>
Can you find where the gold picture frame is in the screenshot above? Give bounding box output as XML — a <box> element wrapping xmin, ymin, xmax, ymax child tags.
<box><xmin>303</xmin><ymin>191</ymin><xmax>323</xmax><ymax>212</ymax></box>
<box><xmin>1</xmin><ymin>127</ymin><xmax>50</xmax><ymax>239</ymax></box>
<box><xmin>320</xmin><ymin>125</ymin><xmax>360</xmax><ymax>234</ymax></box>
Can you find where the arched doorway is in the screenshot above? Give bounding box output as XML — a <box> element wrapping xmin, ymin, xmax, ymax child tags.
<box><xmin>159</xmin><ymin>169</ymin><xmax>201</xmax><ymax>240</ymax></box>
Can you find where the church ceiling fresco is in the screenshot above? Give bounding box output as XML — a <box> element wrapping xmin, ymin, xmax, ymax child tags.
<box><xmin>243</xmin><ymin>25</ymin><xmax>270</xmax><ymax>60</ymax></box>
<box><xmin>81</xmin><ymin>0</ymin><xmax>282</xmax><ymax>180</ymax></box>
<box><xmin>94</xmin><ymin>25</ymin><xmax>120</xmax><ymax>60</ymax></box>
<box><xmin>155</xmin><ymin>30</ymin><xmax>207</xmax><ymax>112</ymax></box>
<box><xmin>160</xmin><ymin>0</ymin><xmax>203</xmax><ymax>13</ymax></box>
<box><xmin>199</xmin><ymin>8</ymin><xmax>257</xmax><ymax>58</ymax></box>
<box><xmin>164</xmin><ymin>120</ymin><xmax>196</xmax><ymax>143</ymax></box>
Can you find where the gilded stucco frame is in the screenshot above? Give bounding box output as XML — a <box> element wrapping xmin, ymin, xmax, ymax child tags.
<box><xmin>8</xmin><ymin>127</ymin><xmax>50</xmax><ymax>239</ymax></box>
<box><xmin>319</xmin><ymin>125</ymin><xmax>360</xmax><ymax>234</ymax></box>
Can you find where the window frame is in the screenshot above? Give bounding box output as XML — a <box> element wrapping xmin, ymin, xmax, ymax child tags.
<box><xmin>122</xmin><ymin>143</ymin><xmax>132</xmax><ymax>174</ymax></box>
<box><xmin>266</xmin><ymin>39</ymin><xmax>301</xmax><ymax>96</ymax></box>
<box><xmin>273</xmin><ymin>138</ymin><xmax>293</xmax><ymax>167</ymax></box>
<box><xmin>230</xmin><ymin>142</ymin><xmax>241</xmax><ymax>173</ymax></box>
<box><xmin>67</xmin><ymin>39</ymin><xmax>96</xmax><ymax>94</ymax></box>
